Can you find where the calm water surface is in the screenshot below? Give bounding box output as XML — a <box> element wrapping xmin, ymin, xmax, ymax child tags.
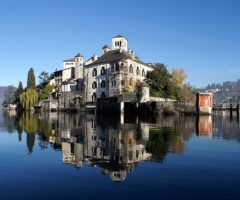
<box><xmin>0</xmin><ymin>110</ymin><xmax>240</xmax><ymax>200</ymax></box>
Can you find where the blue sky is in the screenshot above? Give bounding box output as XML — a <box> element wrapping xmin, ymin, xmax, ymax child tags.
<box><xmin>0</xmin><ymin>0</ymin><xmax>239</xmax><ymax>88</ymax></box>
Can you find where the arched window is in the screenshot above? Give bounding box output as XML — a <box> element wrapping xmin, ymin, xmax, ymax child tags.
<box><xmin>101</xmin><ymin>80</ymin><xmax>106</xmax><ymax>88</ymax></box>
<box><xmin>116</xmin><ymin>63</ymin><xmax>119</xmax><ymax>71</ymax></box>
<box><xmin>111</xmin><ymin>64</ymin><xmax>115</xmax><ymax>72</ymax></box>
<box><xmin>136</xmin><ymin>66</ymin><xmax>140</xmax><ymax>75</ymax></box>
<box><xmin>120</xmin><ymin>63</ymin><xmax>125</xmax><ymax>70</ymax></box>
<box><xmin>142</xmin><ymin>69</ymin><xmax>145</xmax><ymax>77</ymax></box>
<box><xmin>92</xmin><ymin>81</ymin><xmax>97</xmax><ymax>89</ymax></box>
<box><xmin>112</xmin><ymin>80</ymin><xmax>116</xmax><ymax>86</ymax></box>
<box><xmin>92</xmin><ymin>68</ymin><xmax>97</xmax><ymax>77</ymax></box>
<box><xmin>92</xmin><ymin>92</ymin><xmax>97</xmax><ymax>102</ymax></box>
<box><xmin>101</xmin><ymin>67</ymin><xmax>106</xmax><ymax>75</ymax></box>
<box><xmin>129</xmin><ymin>64</ymin><xmax>133</xmax><ymax>73</ymax></box>
<box><xmin>101</xmin><ymin>92</ymin><xmax>106</xmax><ymax>98</ymax></box>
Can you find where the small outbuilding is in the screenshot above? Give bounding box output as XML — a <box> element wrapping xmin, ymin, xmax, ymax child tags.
<box><xmin>196</xmin><ymin>92</ymin><xmax>213</xmax><ymax>114</ymax></box>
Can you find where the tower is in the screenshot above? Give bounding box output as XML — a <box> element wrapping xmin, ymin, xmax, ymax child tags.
<box><xmin>74</xmin><ymin>53</ymin><xmax>84</xmax><ymax>79</ymax></box>
<box><xmin>112</xmin><ymin>35</ymin><xmax>128</xmax><ymax>52</ymax></box>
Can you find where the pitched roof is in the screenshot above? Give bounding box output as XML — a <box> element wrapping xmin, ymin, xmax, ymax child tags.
<box><xmin>63</xmin><ymin>58</ymin><xmax>75</xmax><ymax>62</ymax></box>
<box><xmin>102</xmin><ymin>45</ymin><xmax>110</xmax><ymax>49</ymax></box>
<box><xmin>112</xmin><ymin>35</ymin><xmax>127</xmax><ymax>40</ymax></box>
<box><xmin>75</xmin><ymin>53</ymin><xmax>83</xmax><ymax>57</ymax></box>
<box><xmin>85</xmin><ymin>49</ymin><xmax>153</xmax><ymax>68</ymax></box>
<box><xmin>86</xmin><ymin>50</ymin><xmax>130</xmax><ymax>66</ymax></box>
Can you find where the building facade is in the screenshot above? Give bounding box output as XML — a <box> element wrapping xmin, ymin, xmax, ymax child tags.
<box><xmin>50</xmin><ymin>35</ymin><xmax>153</xmax><ymax>104</ymax></box>
<box><xmin>83</xmin><ymin>35</ymin><xmax>153</xmax><ymax>103</ymax></box>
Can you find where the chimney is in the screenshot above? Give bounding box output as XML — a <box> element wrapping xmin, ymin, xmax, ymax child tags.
<box><xmin>131</xmin><ymin>50</ymin><xmax>135</xmax><ymax>59</ymax></box>
<box><xmin>93</xmin><ymin>54</ymin><xmax>98</xmax><ymax>61</ymax></box>
<box><xmin>102</xmin><ymin>45</ymin><xmax>111</xmax><ymax>55</ymax></box>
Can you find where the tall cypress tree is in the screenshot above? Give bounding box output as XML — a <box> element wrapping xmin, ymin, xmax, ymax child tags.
<box><xmin>27</xmin><ymin>68</ymin><xmax>36</xmax><ymax>89</ymax></box>
<box><xmin>14</xmin><ymin>81</ymin><xmax>24</xmax><ymax>101</ymax></box>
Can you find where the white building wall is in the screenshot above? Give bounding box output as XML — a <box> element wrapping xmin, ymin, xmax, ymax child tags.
<box><xmin>63</xmin><ymin>61</ymin><xmax>75</xmax><ymax>69</ymax></box>
<box><xmin>62</xmin><ymin>68</ymin><xmax>73</xmax><ymax>82</ymax></box>
<box><xmin>83</xmin><ymin>59</ymin><xmax>153</xmax><ymax>102</ymax></box>
<box><xmin>85</xmin><ymin>63</ymin><xmax>111</xmax><ymax>102</ymax></box>
<box><xmin>112</xmin><ymin>37</ymin><xmax>128</xmax><ymax>52</ymax></box>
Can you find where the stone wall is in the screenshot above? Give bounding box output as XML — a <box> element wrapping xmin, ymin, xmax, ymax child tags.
<box><xmin>39</xmin><ymin>91</ymin><xmax>83</xmax><ymax>111</ymax></box>
<box><xmin>139</xmin><ymin>100</ymin><xmax>196</xmax><ymax>114</ymax></box>
<box><xmin>58</xmin><ymin>91</ymin><xmax>82</xmax><ymax>111</ymax></box>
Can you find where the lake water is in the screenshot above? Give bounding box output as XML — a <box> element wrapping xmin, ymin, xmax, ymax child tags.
<box><xmin>0</xmin><ymin>110</ymin><xmax>240</xmax><ymax>200</ymax></box>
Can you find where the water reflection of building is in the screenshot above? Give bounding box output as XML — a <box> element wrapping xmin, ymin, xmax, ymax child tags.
<box><xmin>213</xmin><ymin>115</ymin><xmax>240</xmax><ymax>142</ymax></box>
<box><xmin>1</xmin><ymin>111</ymin><xmax>199</xmax><ymax>182</ymax></box>
<box><xmin>197</xmin><ymin>116</ymin><xmax>213</xmax><ymax>137</ymax></box>
<box><xmin>59</xmin><ymin>116</ymin><xmax>152</xmax><ymax>182</ymax></box>
<box><xmin>41</xmin><ymin>113</ymin><xmax>195</xmax><ymax>182</ymax></box>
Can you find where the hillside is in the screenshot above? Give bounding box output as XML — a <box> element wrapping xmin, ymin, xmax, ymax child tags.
<box><xmin>0</xmin><ymin>86</ymin><xmax>8</xmax><ymax>107</ymax></box>
<box><xmin>198</xmin><ymin>79</ymin><xmax>240</xmax><ymax>103</ymax></box>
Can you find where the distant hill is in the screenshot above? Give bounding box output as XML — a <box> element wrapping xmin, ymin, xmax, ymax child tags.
<box><xmin>0</xmin><ymin>86</ymin><xmax>8</xmax><ymax>107</ymax></box>
<box><xmin>197</xmin><ymin>79</ymin><xmax>240</xmax><ymax>103</ymax></box>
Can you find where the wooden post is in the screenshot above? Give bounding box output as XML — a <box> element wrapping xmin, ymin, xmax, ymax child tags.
<box><xmin>237</xmin><ymin>101</ymin><xmax>240</xmax><ymax>118</ymax></box>
<box><xmin>238</xmin><ymin>102</ymin><xmax>240</xmax><ymax>128</ymax></box>
<box><xmin>230</xmin><ymin>103</ymin><xmax>233</xmax><ymax>120</ymax></box>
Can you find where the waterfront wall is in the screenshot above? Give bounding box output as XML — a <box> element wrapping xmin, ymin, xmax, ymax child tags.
<box><xmin>139</xmin><ymin>100</ymin><xmax>196</xmax><ymax>114</ymax></box>
<box><xmin>38</xmin><ymin>91</ymin><xmax>83</xmax><ymax>111</ymax></box>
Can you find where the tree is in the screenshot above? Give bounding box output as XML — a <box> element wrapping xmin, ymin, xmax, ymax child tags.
<box><xmin>146</xmin><ymin>127</ymin><xmax>183</xmax><ymax>162</ymax></box>
<box><xmin>14</xmin><ymin>81</ymin><xmax>24</xmax><ymax>101</ymax></box>
<box><xmin>19</xmin><ymin>89</ymin><xmax>39</xmax><ymax>110</ymax></box>
<box><xmin>40</xmin><ymin>84</ymin><xmax>55</xmax><ymax>99</ymax></box>
<box><xmin>27</xmin><ymin>68</ymin><xmax>36</xmax><ymax>89</ymax></box>
<box><xmin>3</xmin><ymin>85</ymin><xmax>16</xmax><ymax>106</ymax></box>
<box><xmin>38</xmin><ymin>71</ymin><xmax>49</xmax><ymax>84</ymax></box>
<box><xmin>145</xmin><ymin>63</ymin><xmax>173</xmax><ymax>98</ymax></box>
<box><xmin>180</xmin><ymin>83</ymin><xmax>196</xmax><ymax>102</ymax></box>
<box><xmin>171</xmin><ymin>67</ymin><xmax>188</xmax><ymax>87</ymax></box>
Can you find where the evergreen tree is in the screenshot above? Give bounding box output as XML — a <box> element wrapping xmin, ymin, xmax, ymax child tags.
<box><xmin>145</xmin><ymin>63</ymin><xmax>173</xmax><ymax>98</ymax></box>
<box><xmin>14</xmin><ymin>81</ymin><xmax>24</xmax><ymax>101</ymax></box>
<box><xmin>27</xmin><ymin>68</ymin><xmax>36</xmax><ymax>89</ymax></box>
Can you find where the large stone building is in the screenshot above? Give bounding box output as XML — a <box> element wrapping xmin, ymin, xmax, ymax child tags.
<box><xmin>83</xmin><ymin>35</ymin><xmax>154</xmax><ymax>103</ymax></box>
<box><xmin>50</xmin><ymin>35</ymin><xmax>154</xmax><ymax>104</ymax></box>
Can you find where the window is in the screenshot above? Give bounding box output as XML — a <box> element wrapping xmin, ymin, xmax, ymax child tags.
<box><xmin>136</xmin><ymin>150</ymin><xmax>139</xmax><ymax>159</ymax></box>
<box><xmin>136</xmin><ymin>66</ymin><xmax>140</xmax><ymax>75</ymax></box>
<box><xmin>101</xmin><ymin>92</ymin><xmax>106</xmax><ymax>98</ymax></box>
<box><xmin>142</xmin><ymin>69</ymin><xmax>145</xmax><ymax>77</ymax></box>
<box><xmin>111</xmin><ymin>64</ymin><xmax>115</xmax><ymax>72</ymax></box>
<box><xmin>129</xmin><ymin>151</ymin><xmax>133</xmax><ymax>161</ymax></box>
<box><xmin>116</xmin><ymin>63</ymin><xmax>119</xmax><ymax>71</ymax></box>
<box><xmin>92</xmin><ymin>81</ymin><xmax>97</xmax><ymax>89</ymax></box>
<box><xmin>129</xmin><ymin>64</ymin><xmax>133</xmax><ymax>73</ymax></box>
<box><xmin>92</xmin><ymin>92</ymin><xmax>97</xmax><ymax>102</ymax></box>
<box><xmin>115</xmin><ymin>41</ymin><xmax>120</xmax><ymax>46</ymax></box>
<box><xmin>92</xmin><ymin>68</ymin><xmax>97</xmax><ymax>77</ymax></box>
<box><xmin>112</xmin><ymin>80</ymin><xmax>116</xmax><ymax>86</ymax></box>
<box><xmin>101</xmin><ymin>67</ymin><xmax>106</xmax><ymax>75</ymax></box>
<box><xmin>120</xmin><ymin>63</ymin><xmax>124</xmax><ymax>70</ymax></box>
<box><xmin>101</xmin><ymin>80</ymin><xmax>106</xmax><ymax>88</ymax></box>
<box><xmin>121</xmin><ymin>80</ymin><xmax>125</xmax><ymax>86</ymax></box>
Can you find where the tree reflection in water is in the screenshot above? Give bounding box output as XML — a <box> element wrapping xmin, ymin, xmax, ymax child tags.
<box><xmin>1</xmin><ymin>110</ymin><xmax>240</xmax><ymax>182</ymax></box>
